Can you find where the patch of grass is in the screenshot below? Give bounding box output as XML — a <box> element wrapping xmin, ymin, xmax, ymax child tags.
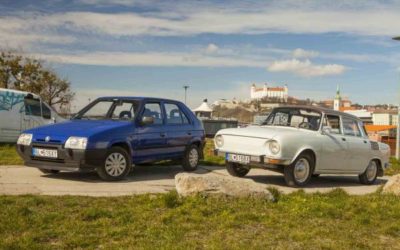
<box><xmin>200</xmin><ymin>138</ymin><xmax>225</xmax><ymax>166</ymax></box>
<box><xmin>0</xmin><ymin>144</ymin><xmax>23</xmax><ymax>165</ymax></box>
<box><xmin>386</xmin><ymin>158</ymin><xmax>400</xmax><ymax>176</ymax></box>
<box><xmin>1</xmin><ymin>191</ymin><xmax>400</xmax><ymax>248</ymax></box>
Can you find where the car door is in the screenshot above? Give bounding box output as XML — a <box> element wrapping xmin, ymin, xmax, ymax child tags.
<box><xmin>135</xmin><ymin>102</ymin><xmax>168</xmax><ymax>162</ymax></box>
<box><xmin>318</xmin><ymin>114</ymin><xmax>350</xmax><ymax>172</ymax></box>
<box><xmin>342</xmin><ymin>117</ymin><xmax>371</xmax><ymax>172</ymax></box>
<box><xmin>22</xmin><ymin>97</ymin><xmax>44</xmax><ymax>130</ymax></box>
<box><xmin>163</xmin><ymin>102</ymin><xmax>193</xmax><ymax>157</ymax></box>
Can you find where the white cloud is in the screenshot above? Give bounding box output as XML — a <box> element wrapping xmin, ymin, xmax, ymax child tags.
<box><xmin>292</xmin><ymin>48</ymin><xmax>319</xmax><ymax>59</ymax></box>
<box><xmin>267</xmin><ymin>59</ymin><xmax>346</xmax><ymax>77</ymax></box>
<box><xmin>205</xmin><ymin>43</ymin><xmax>219</xmax><ymax>54</ymax></box>
<box><xmin>32</xmin><ymin>51</ymin><xmax>268</xmax><ymax>68</ymax></box>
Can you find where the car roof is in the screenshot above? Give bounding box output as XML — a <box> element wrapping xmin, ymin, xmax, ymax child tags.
<box><xmin>96</xmin><ymin>96</ymin><xmax>183</xmax><ymax>104</ymax></box>
<box><xmin>274</xmin><ymin>105</ymin><xmax>361</xmax><ymax>121</ymax></box>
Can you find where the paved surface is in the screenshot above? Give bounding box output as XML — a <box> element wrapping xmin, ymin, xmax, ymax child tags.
<box><xmin>0</xmin><ymin>165</ymin><xmax>389</xmax><ymax>196</ymax></box>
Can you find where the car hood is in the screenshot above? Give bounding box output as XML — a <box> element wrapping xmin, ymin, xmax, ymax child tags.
<box><xmin>217</xmin><ymin>125</ymin><xmax>311</xmax><ymax>139</ymax></box>
<box><xmin>25</xmin><ymin>120</ymin><xmax>133</xmax><ymax>142</ymax></box>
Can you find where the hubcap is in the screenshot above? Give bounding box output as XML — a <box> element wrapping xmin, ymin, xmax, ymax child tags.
<box><xmin>366</xmin><ymin>161</ymin><xmax>377</xmax><ymax>181</ymax></box>
<box><xmin>105</xmin><ymin>153</ymin><xmax>127</xmax><ymax>177</ymax></box>
<box><xmin>188</xmin><ymin>148</ymin><xmax>199</xmax><ymax>167</ymax></box>
<box><xmin>294</xmin><ymin>158</ymin><xmax>310</xmax><ymax>183</ymax></box>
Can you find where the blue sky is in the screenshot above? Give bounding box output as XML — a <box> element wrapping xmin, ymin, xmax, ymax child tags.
<box><xmin>1</xmin><ymin>0</ymin><xmax>400</xmax><ymax>110</ymax></box>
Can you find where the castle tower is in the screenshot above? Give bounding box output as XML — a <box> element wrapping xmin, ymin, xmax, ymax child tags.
<box><xmin>333</xmin><ymin>85</ymin><xmax>341</xmax><ymax>111</ymax></box>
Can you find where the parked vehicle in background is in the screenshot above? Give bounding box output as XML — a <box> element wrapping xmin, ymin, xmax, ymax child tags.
<box><xmin>0</xmin><ymin>88</ymin><xmax>65</xmax><ymax>143</ymax></box>
<box><xmin>16</xmin><ymin>97</ymin><xmax>205</xmax><ymax>181</ymax></box>
<box><xmin>214</xmin><ymin>106</ymin><xmax>391</xmax><ymax>187</ymax></box>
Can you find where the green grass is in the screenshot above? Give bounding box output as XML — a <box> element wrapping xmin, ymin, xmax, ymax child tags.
<box><xmin>0</xmin><ymin>144</ymin><xmax>23</xmax><ymax>165</ymax></box>
<box><xmin>386</xmin><ymin>158</ymin><xmax>400</xmax><ymax>176</ymax></box>
<box><xmin>1</xmin><ymin>190</ymin><xmax>400</xmax><ymax>249</ymax></box>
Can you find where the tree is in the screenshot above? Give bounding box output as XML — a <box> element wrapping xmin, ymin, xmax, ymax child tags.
<box><xmin>0</xmin><ymin>51</ymin><xmax>74</xmax><ymax>109</ymax></box>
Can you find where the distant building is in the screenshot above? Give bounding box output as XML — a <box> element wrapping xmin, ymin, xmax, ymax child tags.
<box><xmin>250</xmin><ymin>83</ymin><xmax>288</xmax><ymax>102</ymax></box>
<box><xmin>193</xmin><ymin>99</ymin><xmax>213</xmax><ymax>119</ymax></box>
<box><xmin>372</xmin><ymin>109</ymin><xmax>399</xmax><ymax>126</ymax></box>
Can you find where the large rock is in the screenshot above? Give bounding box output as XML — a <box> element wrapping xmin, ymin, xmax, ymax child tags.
<box><xmin>383</xmin><ymin>174</ymin><xmax>400</xmax><ymax>195</ymax></box>
<box><xmin>175</xmin><ymin>172</ymin><xmax>274</xmax><ymax>200</ymax></box>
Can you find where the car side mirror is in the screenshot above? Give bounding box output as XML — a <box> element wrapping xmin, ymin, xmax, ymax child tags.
<box><xmin>322</xmin><ymin>126</ymin><xmax>332</xmax><ymax>135</ymax></box>
<box><xmin>141</xmin><ymin>116</ymin><xmax>154</xmax><ymax>126</ymax></box>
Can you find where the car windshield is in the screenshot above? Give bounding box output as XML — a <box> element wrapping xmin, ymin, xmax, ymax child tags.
<box><xmin>74</xmin><ymin>99</ymin><xmax>140</xmax><ymax>121</ymax></box>
<box><xmin>263</xmin><ymin>108</ymin><xmax>322</xmax><ymax>131</ymax></box>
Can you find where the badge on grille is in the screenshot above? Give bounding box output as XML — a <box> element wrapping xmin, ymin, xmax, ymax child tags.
<box><xmin>45</xmin><ymin>136</ymin><xmax>51</xmax><ymax>142</ymax></box>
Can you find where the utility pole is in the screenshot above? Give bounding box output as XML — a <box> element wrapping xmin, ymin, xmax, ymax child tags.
<box><xmin>391</xmin><ymin>36</ymin><xmax>400</xmax><ymax>159</ymax></box>
<box><xmin>183</xmin><ymin>85</ymin><xmax>190</xmax><ymax>104</ymax></box>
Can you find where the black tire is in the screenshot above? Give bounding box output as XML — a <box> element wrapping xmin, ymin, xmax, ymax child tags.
<box><xmin>182</xmin><ymin>144</ymin><xmax>200</xmax><ymax>171</ymax></box>
<box><xmin>96</xmin><ymin>147</ymin><xmax>132</xmax><ymax>181</ymax></box>
<box><xmin>359</xmin><ymin>160</ymin><xmax>378</xmax><ymax>185</ymax></box>
<box><xmin>284</xmin><ymin>153</ymin><xmax>314</xmax><ymax>187</ymax></box>
<box><xmin>39</xmin><ymin>169</ymin><xmax>60</xmax><ymax>174</ymax></box>
<box><xmin>226</xmin><ymin>162</ymin><xmax>250</xmax><ymax>177</ymax></box>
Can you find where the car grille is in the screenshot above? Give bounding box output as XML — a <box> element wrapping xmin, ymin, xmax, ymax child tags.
<box><xmin>370</xmin><ymin>141</ymin><xmax>379</xmax><ymax>151</ymax></box>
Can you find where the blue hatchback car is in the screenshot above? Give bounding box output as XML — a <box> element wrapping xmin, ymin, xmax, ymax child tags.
<box><xmin>16</xmin><ymin>97</ymin><xmax>205</xmax><ymax>181</ymax></box>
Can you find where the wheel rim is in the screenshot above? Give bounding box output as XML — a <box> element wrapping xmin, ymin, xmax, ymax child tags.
<box><xmin>294</xmin><ymin>158</ymin><xmax>310</xmax><ymax>183</ymax></box>
<box><xmin>105</xmin><ymin>153</ymin><xmax>127</xmax><ymax>177</ymax></box>
<box><xmin>188</xmin><ymin>148</ymin><xmax>199</xmax><ymax>167</ymax></box>
<box><xmin>366</xmin><ymin>161</ymin><xmax>377</xmax><ymax>181</ymax></box>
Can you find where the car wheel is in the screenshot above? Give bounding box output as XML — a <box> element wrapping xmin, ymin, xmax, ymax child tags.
<box><xmin>97</xmin><ymin>147</ymin><xmax>132</xmax><ymax>181</ymax></box>
<box><xmin>39</xmin><ymin>169</ymin><xmax>60</xmax><ymax>174</ymax></box>
<box><xmin>226</xmin><ymin>162</ymin><xmax>250</xmax><ymax>177</ymax></box>
<box><xmin>182</xmin><ymin>144</ymin><xmax>200</xmax><ymax>171</ymax></box>
<box><xmin>359</xmin><ymin>160</ymin><xmax>378</xmax><ymax>185</ymax></box>
<box><xmin>284</xmin><ymin>153</ymin><xmax>314</xmax><ymax>187</ymax></box>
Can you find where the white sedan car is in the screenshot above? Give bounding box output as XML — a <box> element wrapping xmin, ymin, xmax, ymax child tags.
<box><xmin>214</xmin><ymin>106</ymin><xmax>391</xmax><ymax>187</ymax></box>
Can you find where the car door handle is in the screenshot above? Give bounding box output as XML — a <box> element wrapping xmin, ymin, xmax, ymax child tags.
<box><xmin>364</xmin><ymin>140</ymin><xmax>368</xmax><ymax>144</ymax></box>
<box><xmin>160</xmin><ymin>133</ymin><xmax>166</xmax><ymax>138</ymax></box>
<box><xmin>187</xmin><ymin>132</ymin><xmax>192</xmax><ymax>136</ymax></box>
<box><xmin>342</xmin><ymin>138</ymin><xmax>346</xmax><ymax>141</ymax></box>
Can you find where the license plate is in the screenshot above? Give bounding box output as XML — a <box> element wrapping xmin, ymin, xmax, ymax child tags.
<box><xmin>226</xmin><ymin>153</ymin><xmax>251</xmax><ymax>164</ymax></box>
<box><xmin>32</xmin><ymin>148</ymin><xmax>58</xmax><ymax>158</ymax></box>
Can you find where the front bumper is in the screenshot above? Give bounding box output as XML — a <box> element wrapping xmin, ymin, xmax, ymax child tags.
<box><xmin>17</xmin><ymin>143</ymin><xmax>107</xmax><ymax>172</ymax></box>
<box><xmin>214</xmin><ymin>149</ymin><xmax>291</xmax><ymax>166</ymax></box>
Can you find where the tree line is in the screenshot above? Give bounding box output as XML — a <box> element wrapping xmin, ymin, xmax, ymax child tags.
<box><xmin>0</xmin><ymin>51</ymin><xmax>74</xmax><ymax>111</ymax></box>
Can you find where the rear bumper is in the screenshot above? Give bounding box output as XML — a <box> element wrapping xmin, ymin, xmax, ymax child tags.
<box><xmin>214</xmin><ymin>149</ymin><xmax>291</xmax><ymax>166</ymax></box>
<box><xmin>17</xmin><ymin>143</ymin><xmax>107</xmax><ymax>172</ymax></box>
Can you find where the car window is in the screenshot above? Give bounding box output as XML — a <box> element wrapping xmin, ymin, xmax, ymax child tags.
<box><xmin>264</xmin><ymin>108</ymin><xmax>321</xmax><ymax>131</ymax></box>
<box><xmin>164</xmin><ymin>103</ymin><xmax>190</xmax><ymax>125</ymax></box>
<box><xmin>324</xmin><ymin>115</ymin><xmax>341</xmax><ymax>134</ymax></box>
<box><xmin>42</xmin><ymin>103</ymin><xmax>51</xmax><ymax>119</ymax></box>
<box><xmin>111</xmin><ymin>102</ymin><xmax>137</xmax><ymax>120</ymax></box>
<box><xmin>143</xmin><ymin>103</ymin><xmax>163</xmax><ymax>125</ymax></box>
<box><xmin>79</xmin><ymin>101</ymin><xmax>114</xmax><ymax>120</ymax></box>
<box><xmin>343</xmin><ymin>117</ymin><xmax>362</xmax><ymax>137</ymax></box>
<box><xmin>24</xmin><ymin>98</ymin><xmax>41</xmax><ymax>117</ymax></box>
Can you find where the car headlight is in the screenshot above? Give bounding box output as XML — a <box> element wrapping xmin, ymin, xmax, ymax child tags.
<box><xmin>17</xmin><ymin>133</ymin><xmax>33</xmax><ymax>146</ymax></box>
<box><xmin>65</xmin><ymin>137</ymin><xmax>88</xmax><ymax>150</ymax></box>
<box><xmin>215</xmin><ymin>135</ymin><xmax>224</xmax><ymax>148</ymax></box>
<box><xmin>269</xmin><ymin>140</ymin><xmax>280</xmax><ymax>155</ymax></box>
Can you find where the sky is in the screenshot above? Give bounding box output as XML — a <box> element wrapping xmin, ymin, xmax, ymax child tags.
<box><xmin>1</xmin><ymin>0</ymin><xmax>400</xmax><ymax>110</ymax></box>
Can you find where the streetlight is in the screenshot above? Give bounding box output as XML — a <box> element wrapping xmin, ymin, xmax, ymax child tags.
<box><xmin>392</xmin><ymin>36</ymin><xmax>400</xmax><ymax>159</ymax></box>
<box><xmin>183</xmin><ymin>85</ymin><xmax>190</xmax><ymax>104</ymax></box>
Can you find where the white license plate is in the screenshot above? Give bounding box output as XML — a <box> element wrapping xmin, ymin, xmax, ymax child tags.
<box><xmin>32</xmin><ymin>148</ymin><xmax>58</xmax><ymax>158</ymax></box>
<box><xmin>227</xmin><ymin>153</ymin><xmax>251</xmax><ymax>164</ymax></box>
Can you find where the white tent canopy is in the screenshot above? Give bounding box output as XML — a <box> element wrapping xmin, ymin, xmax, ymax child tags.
<box><xmin>193</xmin><ymin>99</ymin><xmax>213</xmax><ymax>113</ymax></box>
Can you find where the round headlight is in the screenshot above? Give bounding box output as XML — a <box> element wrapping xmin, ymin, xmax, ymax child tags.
<box><xmin>215</xmin><ymin>135</ymin><xmax>224</xmax><ymax>148</ymax></box>
<box><xmin>269</xmin><ymin>140</ymin><xmax>280</xmax><ymax>155</ymax></box>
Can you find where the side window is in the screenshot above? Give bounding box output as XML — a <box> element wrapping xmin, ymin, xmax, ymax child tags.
<box><xmin>343</xmin><ymin>117</ymin><xmax>362</xmax><ymax>137</ymax></box>
<box><xmin>42</xmin><ymin>103</ymin><xmax>51</xmax><ymax>119</ymax></box>
<box><xmin>24</xmin><ymin>98</ymin><xmax>41</xmax><ymax>117</ymax></box>
<box><xmin>165</xmin><ymin>103</ymin><xmax>188</xmax><ymax>125</ymax></box>
<box><xmin>111</xmin><ymin>102</ymin><xmax>137</xmax><ymax>120</ymax></box>
<box><xmin>143</xmin><ymin>103</ymin><xmax>163</xmax><ymax>125</ymax></box>
<box><xmin>324</xmin><ymin>115</ymin><xmax>341</xmax><ymax>134</ymax></box>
